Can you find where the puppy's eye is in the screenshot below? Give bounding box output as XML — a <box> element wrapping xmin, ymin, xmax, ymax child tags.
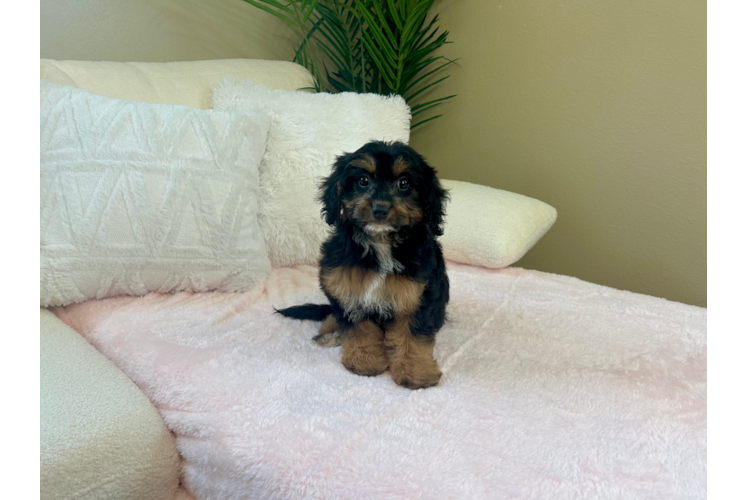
<box><xmin>397</xmin><ymin>178</ymin><xmax>410</xmax><ymax>191</ymax></box>
<box><xmin>358</xmin><ymin>176</ymin><xmax>370</xmax><ymax>187</ymax></box>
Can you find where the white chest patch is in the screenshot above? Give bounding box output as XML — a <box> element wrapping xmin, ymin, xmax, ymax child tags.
<box><xmin>345</xmin><ymin>231</ymin><xmax>404</xmax><ymax>322</ymax></box>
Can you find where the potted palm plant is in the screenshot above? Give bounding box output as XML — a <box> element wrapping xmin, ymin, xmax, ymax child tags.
<box><xmin>242</xmin><ymin>0</ymin><xmax>457</xmax><ymax>129</ymax></box>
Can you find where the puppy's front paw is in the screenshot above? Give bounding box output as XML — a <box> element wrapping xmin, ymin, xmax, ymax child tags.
<box><xmin>341</xmin><ymin>321</ymin><xmax>388</xmax><ymax>376</ymax></box>
<box><xmin>384</xmin><ymin>318</ymin><xmax>441</xmax><ymax>390</ymax></box>
<box><xmin>389</xmin><ymin>359</ymin><xmax>442</xmax><ymax>390</ymax></box>
<box><xmin>342</xmin><ymin>358</ymin><xmax>388</xmax><ymax>377</ymax></box>
<box><xmin>341</xmin><ymin>345</ymin><xmax>388</xmax><ymax>376</ymax></box>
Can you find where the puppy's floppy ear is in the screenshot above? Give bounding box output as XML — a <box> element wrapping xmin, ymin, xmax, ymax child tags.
<box><xmin>319</xmin><ymin>152</ymin><xmax>354</xmax><ymax>225</ymax></box>
<box><xmin>422</xmin><ymin>160</ymin><xmax>449</xmax><ymax>237</ymax></box>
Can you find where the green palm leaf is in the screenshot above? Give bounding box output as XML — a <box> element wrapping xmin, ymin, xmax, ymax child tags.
<box><xmin>243</xmin><ymin>0</ymin><xmax>457</xmax><ymax>130</ymax></box>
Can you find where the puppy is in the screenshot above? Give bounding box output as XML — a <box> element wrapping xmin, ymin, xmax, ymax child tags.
<box><xmin>276</xmin><ymin>140</ymin><xmax>449</xmax><ymax>390</ymax></box>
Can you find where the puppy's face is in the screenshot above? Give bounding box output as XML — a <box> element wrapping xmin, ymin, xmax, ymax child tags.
<box><xmin>321</xmin><ymin>141</ymin><xmax>447</xmax><ymax>236</ymax></box>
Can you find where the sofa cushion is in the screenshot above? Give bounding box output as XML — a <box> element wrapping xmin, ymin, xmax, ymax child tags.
<box><xmin>40</xmin><ymin>58</ymin><xmax>315</xmax><ymax>109</ymax></box>
<box><xmin>41</xmin><ymin>80</ymin><xmax>271</xmax><ymax>306</ymax></box>
<box><xmin>40</xmin><ymin>309</ymin><xmax>180</xmax><ymax>500</ymax></box>
<box><xmin>440</xmin><ymin>180</ymin><xmax>557</xmax><ymax>268</ymax></box>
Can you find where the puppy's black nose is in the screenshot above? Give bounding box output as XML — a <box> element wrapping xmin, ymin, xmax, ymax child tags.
<box><xmin>371</xmin><ymin>203</ymin><xmax>390</xmax><ymax>220</ymax></box>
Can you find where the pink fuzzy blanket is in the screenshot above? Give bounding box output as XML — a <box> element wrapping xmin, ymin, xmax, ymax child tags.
<box><xmin>53</xmin><ymin>263</ymin><xmax>706</xmax><ymax>499</ymax></box>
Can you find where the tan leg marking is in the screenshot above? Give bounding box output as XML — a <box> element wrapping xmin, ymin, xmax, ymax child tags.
<box><xmin>385</xmin><ymin>316</ymin><xmax>442</xmax><ymax>389</ymax></box>
<box><xmin>313</xmin><ymin>315</ymin><xmax>341</xmax><ymax>347</ymax></box>
<box><xmin>341</xmin><ymin>320</ymin><xmax>388</xmax><ymax>376</ymax></box>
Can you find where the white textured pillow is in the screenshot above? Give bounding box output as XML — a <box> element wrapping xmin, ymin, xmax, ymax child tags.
<box><xmin>211</xmin><ymin>78</ymin><xmax>411</xmax><ymax>267</ymax></box>
<box><xmin>440</xmin><ymin>180</ymin><xmax>558</xmax><ymax>268</ymax></box>
<box><xmin>41</xmin><ymin>80</ymin><xmax>272</xmax><ymax>307</ymax></box>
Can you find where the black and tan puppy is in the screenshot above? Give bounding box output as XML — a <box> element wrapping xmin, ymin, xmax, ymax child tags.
<box><xmin>276</xmin><ymin>140</ymin><xmax>449</xmax><ymax>389</ymax></box>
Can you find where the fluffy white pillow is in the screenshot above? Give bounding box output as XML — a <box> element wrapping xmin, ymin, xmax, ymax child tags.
<box><xmin>440</xmin><ymin>180</ymin><xmax>558</xmax><ymax>268</ymax></box>
<box><xmin>211</xmin><ymin>78</ymin><xmax>411</xmax><ymax>267</ymax></box>
<box><xmin>41</xmin><ymin>80</ymin><xmax>272</xmax><ymax>307</ymax></box>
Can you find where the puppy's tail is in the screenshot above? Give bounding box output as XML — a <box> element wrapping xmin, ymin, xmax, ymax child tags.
<box><xmin>274</xmin><ymin>303</ymin><xmax>332</xmax><ymax>322</ymax></box>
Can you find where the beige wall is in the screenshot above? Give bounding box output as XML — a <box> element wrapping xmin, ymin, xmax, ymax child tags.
<box><xmin>41</xmin><ymin>0</ymin><xmax>295</xmax><ymax>62</ymax></box>
<box><xmin>411</xmin><ymin>0</ymin><xmax>706</xmax><ymax>306</ymax></box>
<box><xmin>40</xmin><ymin>0</ymin><xmax>706</xmax><ymax>306</ymax></box>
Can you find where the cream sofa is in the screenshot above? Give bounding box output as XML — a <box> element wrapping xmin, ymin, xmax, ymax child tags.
<box><xmin>39</xmin><ymin>58</ymin><xmax>323</xmax><ymax>500</ymax></box>
<box><xmin>40</xmin><ymin>58</ymin><xmax>705</xmax><ymax>500</ymax></box>
<box><xmin>40</xmin><ymin>310</ymin><xmax>181</xmax><ymax>499</ymax></box>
